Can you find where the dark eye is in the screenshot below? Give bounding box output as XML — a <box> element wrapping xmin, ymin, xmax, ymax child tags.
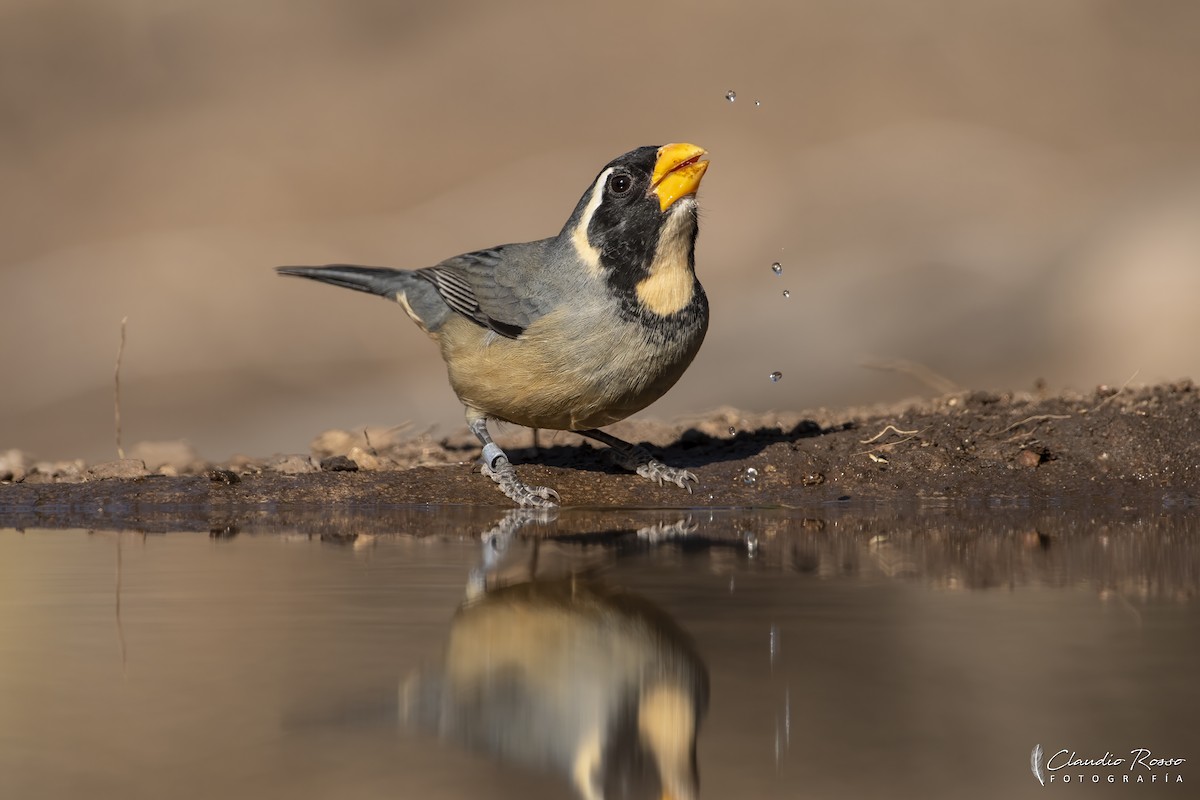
<box><xmin>609</xmin><ymin>172</ymin><xmax>632</xmax><ymax>195</ymax></box>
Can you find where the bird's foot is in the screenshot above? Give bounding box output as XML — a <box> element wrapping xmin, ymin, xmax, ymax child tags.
<box><xmin>610</xmin><ymin>446</ymin><xmax>698</xmax><ymax>493</ymax></box>
<box><xmin>482</xmin><ymin>456</ymin><xmax>561</xmax><ymax>507</ymax></box>
<box><xmin>636</xmin><ymin>461</ymin><xmax>698</xmax><ymax>492</ymax></box>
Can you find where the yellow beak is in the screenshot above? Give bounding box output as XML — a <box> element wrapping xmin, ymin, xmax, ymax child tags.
<box><xmin>651</xmin><ymin>143</ymin><xmax>709</xmax><ymax>211</ymax></box>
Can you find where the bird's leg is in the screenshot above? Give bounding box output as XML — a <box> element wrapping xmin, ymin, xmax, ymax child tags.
<box><xmin>577</xmin><ymin>429</ymin><xmax>697</xmax><ymax>492</ymax></box>
<box><xmin>468</xmin><ymin>412</ymin><xmax>561</xmax><ymax>507</ymax></box>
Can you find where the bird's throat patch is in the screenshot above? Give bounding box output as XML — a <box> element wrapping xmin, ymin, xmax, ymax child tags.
<box><xmin>635</xmin><ymin>208</ymin><xmax>696</xmax><ymax>317</ymax></box>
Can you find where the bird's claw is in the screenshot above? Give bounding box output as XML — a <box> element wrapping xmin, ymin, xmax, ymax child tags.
<box><xmin>609</xmin><ymin>444</ymin><xmax>698</xmax><ymax>492</ymax></box>
<box><xmin>636</xmin><ymin>461</ymin><xmax>698</xmax><ymax>492</ymax></box>
<box><xmin>483</xmin><ymin>457</ymin><xmax>561</xmax><ymax>508</ymax></box>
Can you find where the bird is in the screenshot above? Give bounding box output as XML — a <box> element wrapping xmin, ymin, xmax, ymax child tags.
<box><xmin>400</xmin><ymin>576</ymin><xmax>709</xmax><ymax>800</ymax></box>
<box><xmin>278</xmin><ymin>143</ymin><xmax>711</xmax><ymax>507</ymax></box>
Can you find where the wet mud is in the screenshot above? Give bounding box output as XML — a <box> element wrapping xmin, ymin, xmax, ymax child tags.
<box><xmin>2</xmin><ymin>382</ymin><xmax>1197</xmax><ymax>531</ymax></box>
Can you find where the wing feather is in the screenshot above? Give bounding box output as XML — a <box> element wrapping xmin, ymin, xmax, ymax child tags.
<box><xmin>416</xmin><ymin>243</ymin><xmax>551</xmax><ymax>339</ymax></box>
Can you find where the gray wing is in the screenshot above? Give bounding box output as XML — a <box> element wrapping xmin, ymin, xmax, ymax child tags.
<box><xmin>416</xmin><ymin>242</ymin><xmax>553</xmax><ymax>339</ymax></box>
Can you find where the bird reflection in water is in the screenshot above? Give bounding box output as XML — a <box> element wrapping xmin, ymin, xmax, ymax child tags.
<box><xmin>400</xmin><ymin>511</ymin><xmax>709</xmax><ymax>800</ymax></box>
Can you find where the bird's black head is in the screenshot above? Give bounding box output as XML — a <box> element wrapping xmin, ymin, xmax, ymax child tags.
<box><xmin>560</xmin><ymin>144</ymin><xmax>709</xmax><ymax>319</ymax></box>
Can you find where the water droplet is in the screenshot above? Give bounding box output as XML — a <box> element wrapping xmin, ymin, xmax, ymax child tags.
<box><xmin>755</xmin><ymin>100</ymin><xmax>762</xmax><ymax>108</ymax></box>
<box><xmin>743</xmin><ymin>467</ymin><xmax>759</xmax><ymax>485</ymax></box>
<box><xmin>728</xmin><ymin>426</ymin><xmax>736</xmax><ymax>436</ymax></box>
<box><xmin>769</xmin><ymin>371</ymin><xmax>783</xmax><ymax>382</ymax></box>
<box><xmin>782</xmin><ymin>289</ymin><xmax>790</xmax><ymax>298</ymax></box>
<box><xmin>725</xmin><ymin>90</ymin><xmax>737</xmax><ymax>103</ymax></box>
<box><xmin>771</xmin><ymin>262</ymin><xmax>783</xmax><ymax>275</ymax></box>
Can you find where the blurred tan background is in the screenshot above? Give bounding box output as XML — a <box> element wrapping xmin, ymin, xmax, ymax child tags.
<box><xmin>3</xmin><ymin>0</ymin><xmax>1199</xmax><ymax>463</ymax></box>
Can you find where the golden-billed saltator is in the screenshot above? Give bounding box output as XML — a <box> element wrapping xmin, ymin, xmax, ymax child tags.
<box><xmin>279</xmin><ymin>144</ymin><xmax>710</xmax><ymax>506</ymax></box>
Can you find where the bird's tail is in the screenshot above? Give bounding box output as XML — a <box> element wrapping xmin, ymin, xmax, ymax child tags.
<box><xmin>276</xmin><ymin>264</ymin><xmax>414</xmax><ymax>299</ymax></box>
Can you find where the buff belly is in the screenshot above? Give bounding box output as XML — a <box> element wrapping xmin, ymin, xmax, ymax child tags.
<box><xmin>436</xmin><ymin>309</ymin><xmax>704</xmax><ymax>431</ymax></box>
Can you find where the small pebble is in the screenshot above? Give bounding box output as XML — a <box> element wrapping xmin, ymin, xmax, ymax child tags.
<box><xmin>87</xmin><ymin>459</ymin><xmax>150</xmax><ymax>480</ymax></box>
<box><xmin>128</xmin><ymin>440</ymin><xmax>200</xmax><ymax>472</ymax></box>
<box><xmin>1017</xmin><ymin>450</ymin><xmax>1042</xmax><ymax>468</ymax></box>
<box><xmin>206</xmin><ymin>468</ymin><xmax>241</xmax><ymax>485</ymax></box>
<box><xmin>271</xmin><ymin>455</ymin><xmax>318</xmax><ymax>475</ymax></box>
<box><xmin>320</xmin><ymin>455</ymin><xmax>360</xmax><ymax>472</ymax></box>
<box><xmin>347</xmin><ymin>446</ymin><xmax>391</xmax><ymax>471</ymax></box>
<box><xmin>0</xmin><ymin>449</ymin><xmax>29</xmax><ymax>482</ymax></box>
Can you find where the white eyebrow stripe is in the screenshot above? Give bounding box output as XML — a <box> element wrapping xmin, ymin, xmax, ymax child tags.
<box><xmin>570</xmin><ymin>167</ymin><xmax>612</xmax><ymax>276</ymax></box>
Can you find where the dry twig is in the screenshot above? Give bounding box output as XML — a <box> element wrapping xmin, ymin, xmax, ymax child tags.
<box><xmin>998</xmin><ymin>414</ymin><xmax>1071</xmax><ymax>434</ymax></box>
<box><xmin>1089</xmin><ymin>369</ymin><xmax>1140</xmax><ymax>413</ymax></box>
<box><xmin>860</xmin><ymin>357</ymin><xmax>961</xmax><ymax>395</ymax></box>
<box><xmin>113</xmin><ymin>316</ymin><xmax>128</xmax><ymax>459</ymax></box>
<box><xmin>860</xmin><ymin>424</ymin><xmax>920</xmax><ymax>444</ymax></box>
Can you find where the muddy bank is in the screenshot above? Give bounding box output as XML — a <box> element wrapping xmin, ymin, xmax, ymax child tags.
<box><xmin>2</xmin><ymin>382</ymin><xmax>1197</xmax><ymax>531</ymax></box>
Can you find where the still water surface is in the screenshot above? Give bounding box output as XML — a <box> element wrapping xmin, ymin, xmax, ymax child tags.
<box><xmin>2</xmin><ymin>505</ymin><xmax>1197</xmax><ymax>799</ymax></box>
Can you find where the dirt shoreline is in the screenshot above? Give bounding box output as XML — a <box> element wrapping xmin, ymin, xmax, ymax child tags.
<box><xmin>2</xmin><ymin>382</ymin><xmax>1197</xmax><ymax>531</ymax></box>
